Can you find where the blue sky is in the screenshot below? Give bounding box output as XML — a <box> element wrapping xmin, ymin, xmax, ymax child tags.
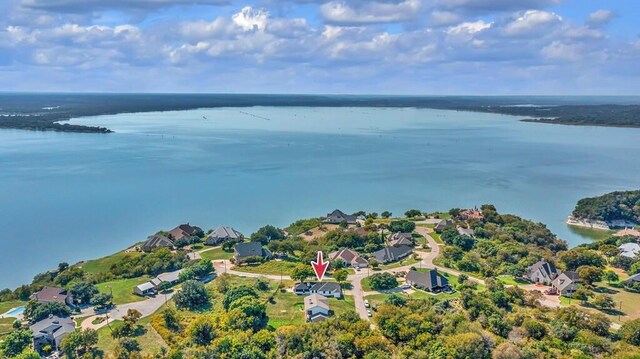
<box><xmin>0</xmin><ymin>0</ymin><xmax>639</xmax><ymax>94</ymax></box>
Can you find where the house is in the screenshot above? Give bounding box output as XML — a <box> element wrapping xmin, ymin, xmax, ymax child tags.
<box><xmin>304</xmin><ymin>294</ymin><xmax>331</xmax><ymax>322</ymax></box>
<box><xmin>30</xmin><ymin>315</ymin><xmax>75</xmax><ymax>353</ymax></box>
<box><xmin>619</xmin><ymin>243</ymin><xmax>640</xmax><ymax>258</ymax></box>
<box><xmin>370</xmin><ymin>245</ymin><xmax>413</xmax><ymax>264</ymax></box>
<box><xmin>552</xmin><ymin>271</ymin><xmax>580</xmax><ymax>297</ymax></box>
<box><xmin>206</xmin><ymin>226</ymin><xmax>244</xmax><ymax>245</ymax></box>
<box><xmin>388</xmin><ymin>232</ymin><xmax>414</xmax><ymax>247</ymax></box>
<box><xmin>234</xmin><ymin>242</ymin><xmax>272</xmax><ymax>261</ymax></box>
<box><xmin>169</xmin><ymin>223</ymin><xmax>202</xmax><ymax>241</ymax></box>
<box><xmin>456</xmin><ymin>226</ymin><xmax>475</xmax><ymax>238</ymax></box>
<box><xmin>31</xmin><ymin>286</ymin><xmax>73</xmax><ymax>307</ymax></box>
<box><xmin>434</xmin><ymin>219</ymin><xmax>453</xmax><ymax>233</ymax></box>
<box><xmin>614</xmin><ymin>228</ymin><xmax>640</xmax><ymax>238</ymax></box>
<box><xmin>405</xmin><ymin>269</ymin><xmax>450</xmax><ymax>292</ymax></box>
<box><xmin>459</xmin><ymin>208</ymin><xmax>484</xmax><ymax>221</ymax></box>
<box><xmin>141</xmin><ymin>234</ymin><xmax>174</xmax><ymax>252</ymax></box>
<box><xmin>186</xmin><ymin>252</ymin><xmax>202</xmax><ymax>261</ymax></box>
<box><xmin>626</xmin><ymin>273</ymin><xmax>640</xmax><ymax>284</ymax></box>
<box><xmin>134</xmin><ymin>282</ymin><xmax>156</xmax><ymax>296</ymax></box>
<box><xmin>525</xmin><ymin>260</ymin><xmax>559</xmax><ymax>285</ymax></box>
<box><xmin>151</xmin><ymin>269</ymin><xmax>183</xmax><ymax>288</ymax></box>
<box><xmin>328</xmin><ymin>248</ymin><xmax>369</xmax><ymax>268</ymax></box>
<box><xmin>293</xmin><ymin>282</ymin><xmax>342</xmax><ymax>298</ymax></box>
<box><xmin>324</xmin><ymin>209</ymin><xmax>357</xmax><ymax>225</ymax></box>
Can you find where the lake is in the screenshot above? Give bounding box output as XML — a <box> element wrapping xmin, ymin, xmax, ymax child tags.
<box><xmin>1</xmin><ymin>106</ymin><xmax>639</xmax><ymax>288</ymax></box>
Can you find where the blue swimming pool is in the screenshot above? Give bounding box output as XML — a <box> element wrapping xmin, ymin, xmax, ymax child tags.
<box><xmin>5</xmin><ymin>306</ymin><xmax>25</xmax><ymax>316</ymax></box>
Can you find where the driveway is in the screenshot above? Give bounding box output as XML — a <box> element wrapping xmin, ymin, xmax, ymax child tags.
<box><xmin>80</xmin><ymin>291</ymin><xmax>175</xmax><ymax>330</ymax></box>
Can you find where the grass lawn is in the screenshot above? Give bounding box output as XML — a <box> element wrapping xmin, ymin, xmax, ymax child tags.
<box><xmin>97</xmin><ymin>277</ymin><xmax>150</xmax><ymax>305</ymax></box>
<box><xmin>428</xmin><ymin>232</ymin><xmax>444</xmax><ymax>244</ymax></box>
<box><xmin>378</xmin><ymin>256</ymin><xmax>420</xmax><ymax>270</ymax></box>
<box><xmin>96</xmin><ymin>313</ymin><xmax>167</xmax><ymax>355</ymax></box>
<box><xmin>232</xmin><ymin>260</ymin><xmax>298</xmax><ymax>276</ymax></box>
<box><xmin>0</xmin><ymin>317</ymin><xmax>16</xmax><ymax>338</ymax></box>
<box><xmin>266</xmin><ymin>290</ymin><xmax>306</xmax><ymax>328</ymax></box>
<box><xmin>200</xmin><ymin>247</ymin><xmax>233</xmax><ymax>261</ymax></box>
<box><xmin>497</xmin><ymin>275</ymin><xmax>529</xmax><ymax>286</ymax></box>
<box><xmin>560</xmin><ymin>283</ymin><xmax>640</xmax><ymax>324</ymax></box>
<box><xmin>80</xmin><ymin>251</ymin><xmax>142</xmax><ymax>275</ymax></box>
<box><xmin>0</xmin><ymin>300</ymin><xmax>26</xmax><ymax>315</ymax></box>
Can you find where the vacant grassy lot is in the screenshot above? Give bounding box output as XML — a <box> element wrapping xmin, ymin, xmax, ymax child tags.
<box><xmin>200</xmin><ymin>247</ymin><xmax>233</xmax><ymax>261</ymax></box>
<box><xmin>97</xmin><ymin>277</ymin><xmax>150</xmax><ymax>305</ymax></box>
<box><xmin>560</xmin><ymin>282</ymin><xmax>640</xmax><ymax>324</ymax></box>
<box><xmin>232</xmin><ymin>260</ymin><xmax>298</xmax><ymax>276</ymax></box>
<box><xmin>97</xmin><ymin>314</ymin><xmax>167</xmax><ymax>355</ymax></box>
<box><xmin>428</xmin><ymin>232</ymin><xmax>443</xmax><ymax>244</ymax></box>
<box><xmin>497</xmin><ymin>275</ymin><xmax>529</xmax><ymax>286</ymax></box>
<box><xmin>378</xmin><ymin>256</ymin><xmax>420</xmax><ymax>270</ymax></box>
<box><xmin>80</xmin><ymin>251</ymin><xmax>142</xmax><ymax>275</ymax></box>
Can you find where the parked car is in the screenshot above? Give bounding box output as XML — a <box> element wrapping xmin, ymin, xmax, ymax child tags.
<box><xmin>367</xmin><ymin>310</ymin><xmax>372</xmax><ymax>317</ymax></box>
<box><xmin>364</xmin><ymin>300</ymin><xmax>370</xmax><ymax>308</ymax></box>
<box><xmin>400</xmin><ymin>283</ymin><xmax>411</xmax><ymax>289</ymax></box>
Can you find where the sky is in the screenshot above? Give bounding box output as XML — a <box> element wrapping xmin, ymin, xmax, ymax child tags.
<box><xmin>0</xmin><ymin>0</ymin><xmax>639</xmax><ymax>95</ymax></box>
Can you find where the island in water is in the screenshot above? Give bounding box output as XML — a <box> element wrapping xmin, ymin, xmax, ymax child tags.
<box><xmin>2</xmin><ymin>94</ymin><xmax>640</xmax><ymax>133</ymax></box>
<box><xmin>1</xmin><ymin>205</ymin><xmax>639</xmax><ymax>358</ymax></box>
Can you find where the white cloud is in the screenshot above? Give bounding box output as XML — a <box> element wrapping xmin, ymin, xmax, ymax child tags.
<box><xmin>447</xmin><ymin>20</ymin><xmax>491</xmax><ymax>35</ymax></box>
<box><xmin>232</xmin><ymin>6</ymin><xmax>269</xmax><ymax>32</ymax></box>
<box><xmin>586</xmin><ymin>9</ymin><xmax>616</xmax><ymax>28</ymax></box>
<box><xmin>320</xmin><ymin>0</ymin><xmax>421</xmax><ymax>25</ymax></box>
<box><xmin>503</xmin><ymin>10</ymin><xmax>562</xmax><ymax>37</ymax></box>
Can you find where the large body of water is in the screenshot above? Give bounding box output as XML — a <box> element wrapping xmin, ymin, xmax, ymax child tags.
<box><xmin>1</xmin><ymin>106</ymin><xmax>639</xmax><ymax>288</ymax></box>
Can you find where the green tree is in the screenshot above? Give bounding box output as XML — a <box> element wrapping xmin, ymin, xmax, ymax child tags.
<box><xmin>619</xmin><ymin>318</ymin><xmax>640</xmax><ymax>346</ymax></box>
<box><xmin>162</xmin><ymin>307</ymin><xmax>180</xmax><ymax>330</ymax></box>
<box><xmin>60</xmin><ymin>328</ymin><xmax>98</xmax><ymax>358</ymax></box>
<box><xmin>250</xmin><ymin>225</ymin><xmax>286</xmax><ymax>244</ymax></box>
<box><xmin>389</xmin><ymin>220</ymin><xmax>416</xmax><ymax>233</ymax></box>
<box><xmin>290</xmin><ymin>263</ymin><xmax>315</xmax><ymax>283</ymax></box>
<box><xmin>573</xmin><ymin>288</ymin><xmax>592</xmax><ymax>304</ymax></box>
<box><xmin>0</xmin><ymin>330</ymin><xmax>32</xmax><ymax>357</ymax></box>
<box><xmin>384</xmin><ymin>294</ymin><xmax>406</xmax><ymax>307</ymax></box>
<box><xmin>368</xmin><ymin>273</ymin><xmax>398</xmax><ymax>290</ymax></box>
<box><xmin>333</xmin><ymin>269</ymin><xmax>349</xmax><ymax>283</ymax></box>
<box><xmin>404</xmin><ymin>209</ymin><xmax>422</xmax><ymax>218</ymax></box>
<box><xmin>523</xmin><ymin>319</ymin><xmax>547</xmax><ymax>340</ymax></box>
<box><xmin>187</xmin><ymin>315</ymin><xmax>216</xmax><ymax>346</ymax></box>
<box><xmin>444</xmin><ymin>332</ymin><xmax>490</xmax><ymax>359</ymax></box>
<box><xmin>114</xmin><ymin>338</ymin><xmax>141</xmax><ymax>359</ymax></box>
<box><xmin>90</xmin><ymin>292</ymin><xmax>113</xmax><ymax>309</ymax></box>
<box><xmin>222</xmin><ymin>285</ymin><xmax>258</xmax><ymax>310</ymax></box>
<box><xmin>70</xmin><ymin>282</ymin><xmax>98</xmax><ymax>305</ymax></box>
<box><xmin>604</xmin><ymin>270</ymin><xmax>619</xmax><ymax>284</ymax></box>
<box><xmin>174</xmin><ymin>280</ymin><xmax>209</xmax><ymax>310</ymax></box>
<box><xmin>24</xmin><ymin>301</ymin><xmax>70</xmax><ymax>323</ymax></box>
<box><xmin>592</xmin><ymin>294</ymin><xmax>615</xmax><ymax>310</ymax></box>
<box><xmin>381</xmin><ymin>211</ymin><xmax>392</xmax><ymax>219</ymax></box>
<box><xmin>577</xmin><ymin>265</ymin><xmax>604</xmax><ymax>285</ymax></box>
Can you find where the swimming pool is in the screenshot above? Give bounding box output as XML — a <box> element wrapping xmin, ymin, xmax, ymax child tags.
<box><xmin>5</xmin><ymin>306</ymin><xmax>25</xmax><ymax>316</ymax></box>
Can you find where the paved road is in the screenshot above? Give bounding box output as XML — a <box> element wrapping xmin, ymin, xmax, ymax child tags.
<box><xmin>80</xmin><ymin>291</ymin><xmax>175</xmax><ymax>330</ymax></box>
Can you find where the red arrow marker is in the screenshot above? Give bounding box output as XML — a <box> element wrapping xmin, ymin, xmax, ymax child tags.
<box><xmin>311</xmin><ymin>251</ymin><xmax>329</xmax><ymax>281</ymax></box>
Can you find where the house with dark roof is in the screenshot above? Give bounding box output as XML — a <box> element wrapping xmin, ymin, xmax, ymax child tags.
<box><xmin>406</xmin><ymin>269</ymin><xmax>450</xmax><ymax>292</ymax></box>
<box><xmin>304</xmin><ymin>294</ymin><xmax>331</xmax><ymax>322</ymax></box>
<box><xmin>31</xmin><ymin>287</ymin><xmax>73</xmax><ymax>307</ymax></box>
<box><xmin>552</xmin><ymin>271</ymin><xmax>580</xmax><ymax>297</ymax></box>
<box><xmin>524</xmin><ymin>260</ymin><xmax>559</xmax><ymax>285</ymax></box>
<box><xmin>206</xmin><ymin>226</ymin><xmax>244</xmax><ymax>245</ymax></box>
<box><xmin>625</xmin><ymin>273</ymin><xmax>640</xmax><ymax>285</ymax></box>
<box><xmin>324</xmin><ymin>209</ymin><xmax>357</xmax><ymax>225</ymax></box>
<box><xmin>233</xmin><ymin>242</ymin><xmax>272</xmax><ymax>261</ymax></box>
<box><xmin>30</xmin><ymin>315</ymin><xmax>75</xmax><ymax>353</ymax></box>
<box><xmin>388</xmin><ymin>232</ymin><xmax>414</xmax><ymax>247</ymax></box>
<box><xmin>293</xmin><ymin>282</ymin><xmax>342</xmax><ymax>298</ymax></box>
<box><xmin>141</xmin><ymin>234</ymin><xmax>174</xmax><ymax>252</ymax></box>
<box><xmin>328</xmin><ymin>248</ymin><xmax>369</xmax><ymax>268</ymax></box>
<box><xmin>370</xmin><ymin>245</ymin><xmax>413</xmax><ymax>264</ymax></box>
<box><xmin>434</xmin><ymin>219</ymin><xmax>453</xmax><ymax>233</ymax></box>
<box><xmin>169</xmin><ymin>223</ymin><xmax>202</xmax><ymax>241</ymax></box>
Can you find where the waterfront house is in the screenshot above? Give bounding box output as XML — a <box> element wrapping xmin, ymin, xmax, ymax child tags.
<box><xmin>134</xmin><ymin>282</ymin><xmax>156</xmax><ymax>296</ymax></box>
<box><xmin>169</xmin><ymin>223</ymin><xmax>202</xmax><ymax>241</ymax></box>
<box><xmin>434</xmin><ymin>219</ymin><xmax>453</xmax><ymax>233</ymax></box>
<box><xmin>405</xmin><ymin>269</ymin><xmax>450</xmax><ymax>292</ymax></box>
<box><xmin>233</xmin><ymin>242</ymin><xmax>272</xmax><ymax>261</ymax></box>
<box><xmin>619</xmin><ymin>243</ymin><xmax>640</xmax><ymax>258</ymax></box>
<box><xmin>370</xmin><ymin>245</ymin><xmax>413</xmax><ymax>264</ymax></box>
<box><xmin>141</xmin><ymin>234</ymin><xmax>174</xmax><ymax>252</ymax></box>
<box><xmin>552</xmin><ymin>271</ymin><xmax>580</xmax><ymax>297</ymax></box>
<box><xmin>324</xmin><ymin>209</ymin><xmax>357</xmax><ymax>225</ymax></box>
<box><xmin>304</xmin><ymin>294</ymin><xmax>331</xmax><ymax>322</ymax></box>
<box><xmin>525</xmin><ymin>260</ymin><xmax>559</xmax><ymax>285</ymax></box>
<box><xmin>31</xmin><ymin>287</ymin><xmax>73</xmax><ymax>307</ymax></box>
<box><xmin>328</xmin><ymin>248</ymin><xmax>369</xmax><ymax>268</ymax></box>
<box><xmin>30</xmin><ymin>315</ymin><xmax>75</xmax><ymax>354</ymax></box>
<box><xmin>206</xmin><ymin>226</ymin><xmax>244</xmax><ymax>245</ymax></box>
<box><xmin>459</xmin><ymin>208</ymin><xmax>484</xmax><ymax>221</ymax></box>
<box><xmin>294</xmin><ymin>282</ymin><xmax>342</xmax><ymax>298</ymax></box>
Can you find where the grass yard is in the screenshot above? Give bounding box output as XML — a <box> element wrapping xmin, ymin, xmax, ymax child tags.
<box><xmin>96</xmin><ymin>313</ymin><xmax>167</xmax><ymax>355</ymax></box>
<box><xmin>497</xmin><ymin>275</ymin><xmax>529</xmax><ymax>286</ymax></box>
<box><xmin>266</xmin><ymin>290</ymin><xmax>305</xmax><ymax>328</ymax></box>
<box><xmin>200</xmin><ymin>247</ymin><xmax>233</xmax><ymax>261</ymax></box>
<box><xmin>428</xmin><ymin>232</ymin><xmax>444</xmax><ymax>244</ymax></box>
<box><xmin>80</xmin><ymin>251</ymin><xmax>142</xmax><ymax>275</ymax></box>
<box><xmin>0</xmin><ymin>317</ymin><xmax>16</xmax><ymax>338</ymax></box>
<box><xmin>0</xmin><ymin>300</ymin><xmax>26</xmax><ymax>315</ymax></box>
<box><xmin>232</xmin><ymin>260</ymin><xmax>298</xmax><ymax>276</ymax></box>
<box><xmin>97</xmin><ymin>277</ymin><xmax>150</xmax><ymax>305</ymax></box>
<box><xmin>378</xmin><ymin>256</ymin><xmax>420</xmax><ymax>270</ymax></box>
<box><xmin>560</xmin><ymin>283</ymin><xmax>640</xmax><ymax>324</ymax></box>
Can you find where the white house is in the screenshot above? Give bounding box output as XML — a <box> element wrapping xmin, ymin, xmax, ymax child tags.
<box><xmin>619</xmin><ymin>243</ymin><xmax>640</xmax><ymax>258</ymax></box>
<box><xmin>134</xmin><ymin>282</ymin><xmax>156</xmax><ymax>296</ymax></box>
<box><xmin>525</xmin><ymin>260</ymin><xmax>559</xmax><ymax>285</ymax></box>
<box><xmin>304</xmin><ymin>294</ymin><xmax>331</xmax><ymax>322</ymax></box>
<box><xmin>294</xmin><ymin>282</ymin><xmax>342</xmax><ymax>298</ymax></box>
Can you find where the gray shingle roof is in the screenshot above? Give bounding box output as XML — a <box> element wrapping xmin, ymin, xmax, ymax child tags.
<box><xmin>371</xmin><ymin>245</ymin><xmax>412</xmax><ymax>263</ymax></box>
<box><xmin>304</xmin><ymin>293</ymin><xmax>329</xmax><ymax>311</ymax></box>
<box><xmin>324</xmin><ymin>209</ymin><xmax>356</xmax><ymax>224</ymax></box>
<box><xmin>142</xmin><ymin>235</ymin><xmax>174</xmax><ymax>251</ymax></box>
<box><xmin>234</xmin><ymin>242</ymin><xmax>271</xmax><ymax>258</ymax></box>
<box><xmin>528</xmin><ymin>260</ymin><xmax>558</xmax><ymax>277</ymax></box>
<box><xmin>310</xmin><ymin>282</ymin><xmax>341</xmax><ymax>293</ymax></box>
<box><xmin>406</xmin><ymin>269</ymin><xmax>449</xmax><ymax>290</ymax></box>
<box><xmin>30</xmin><ymin>315</ymin><xmax>75</xmax><ymax>346</ymax></box>
<box><xmin>209</xmin><ymin>226</ymin><xmax>243</xmax><ymax>240</ymax></box>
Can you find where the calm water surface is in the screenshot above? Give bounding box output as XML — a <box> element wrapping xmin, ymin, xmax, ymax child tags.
<box><xmin>1</xmin><ymin>107</ymin><xmax>639</xmax><ymax>288</ymax></box>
